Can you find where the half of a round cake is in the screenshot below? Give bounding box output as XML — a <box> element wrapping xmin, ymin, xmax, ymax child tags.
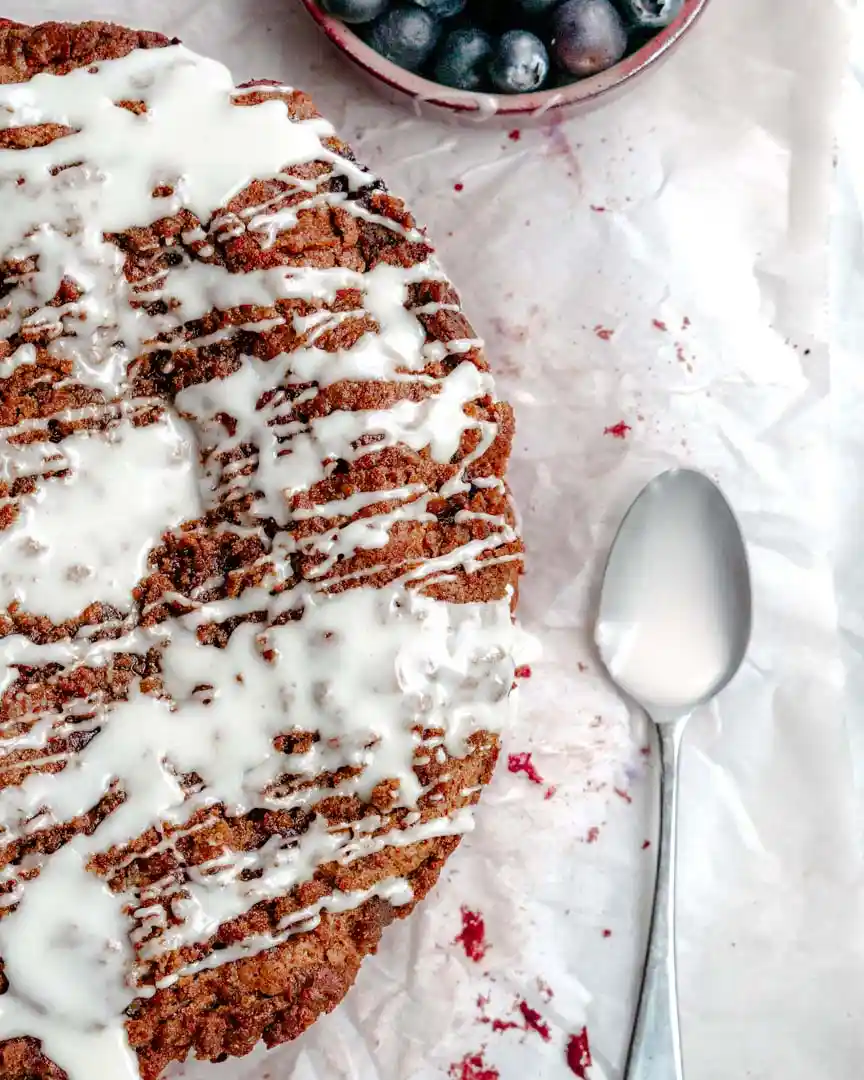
<box><xmin>0</xmin><ymin>19</ymin><xmax>524</xmax><ymax>1080</ymax></box>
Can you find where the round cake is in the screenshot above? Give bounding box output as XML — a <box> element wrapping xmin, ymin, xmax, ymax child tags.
<box><xmin>0</xmin><ymin>19</ymin><xmax>524</xmax><ymax>1080</ymax></box>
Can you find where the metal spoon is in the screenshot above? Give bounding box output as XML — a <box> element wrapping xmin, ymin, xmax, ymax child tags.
<box><xmin>595</xmin><ymin>469</ymin><xmax>752</xmax><ymax>1080</ymax></box>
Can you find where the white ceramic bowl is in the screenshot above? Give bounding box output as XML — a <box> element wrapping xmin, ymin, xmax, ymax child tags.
<box><xmin>300</xmin><ymin>0</ymin><xmax>711</xmax><ymax>124</ymax></box>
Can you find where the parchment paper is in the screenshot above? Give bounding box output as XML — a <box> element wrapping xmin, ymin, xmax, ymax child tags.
<box><xmin>3</xmin><ymin>0</ymin><xmax>862</xmax><ymax>1077</ymax></box>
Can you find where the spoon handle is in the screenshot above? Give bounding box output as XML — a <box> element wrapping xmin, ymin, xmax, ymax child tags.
<box><xmin>624</xmin><ymin>715</ymin><xmax>687</xmax><ymax>1080</ymax></box>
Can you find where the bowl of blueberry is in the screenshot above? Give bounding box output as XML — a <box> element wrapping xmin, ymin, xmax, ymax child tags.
<box><xmin>301</xmin><ymin>0</ymin><xmax>709</xmax><ymax>121</ymax></box>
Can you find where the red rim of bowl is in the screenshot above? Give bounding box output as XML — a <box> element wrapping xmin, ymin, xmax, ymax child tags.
<box><xmin>300</xmin><ymin>0</ymin><xmax>709</xmax><ymax>118</ymax></box>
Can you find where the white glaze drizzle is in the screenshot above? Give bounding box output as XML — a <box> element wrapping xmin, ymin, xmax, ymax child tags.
<box><xmin>0</xmin><ymin>343</ymin><xmax>37</xmax><ymax>380</ymax></box>
<box><xmin>0</xmin><ymin>41</ymin><xmax>525</xmax><ymax>1080</ymax></box>
<box><xmin>0</xmin><ymin>414</ymin><xmax>199</xmax><ymax>621</ymax></box>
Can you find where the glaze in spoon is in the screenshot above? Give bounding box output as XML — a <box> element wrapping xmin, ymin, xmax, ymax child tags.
<box><xmin>595</xmin><ymin>469</ymin><xmax>752</xmax><ymax>1080</ymax></box>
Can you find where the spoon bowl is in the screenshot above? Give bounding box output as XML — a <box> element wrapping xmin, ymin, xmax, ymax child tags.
<box><xmin>595</xmin><ymin>468</ymin><xmax>751</xmax><ymax>1080</ymax></box>
<box><xmin>597</xmin><ymin>468</ymin><xmax>751</xmax><ymax>715</ymax></box>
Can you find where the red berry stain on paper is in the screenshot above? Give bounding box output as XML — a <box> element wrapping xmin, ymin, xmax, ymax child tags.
<box><xmin>537</xmin><ymin>977</ymin><xmax>554</xmax><ymax>1002</ymax></box>
<box><xmin>454</xmin><ymin>182</ymin><xmax>464</xmax><ymax>192</ymax></box>
<box><xmin>542</xmin><ymin>112</ymin><xmax>583</xmax><ymax>186</ymax></box>
<box><xmin>509</xmin><ymin>752</ymin><xmax>555</xmax><ymax>800</ymax></box>
<box><xmin>507</xmin><ymin>751</ymin><xmax>544</xmax><ymax>785</ymax></box>
<box><xmin>477</xmin><ymin>995</ymin><xmax>552</xmax><ymax>1041</ymax></box>
<box><xmin>593</xmin><ymin>325</ymin><xmax>614</xmax><ymax>341</ymax></box>
<box><xmin>455</xmin><ymin>907</ymin><xmax>488</xmax><ymax>962</ymax></box>
<box><xmin>586</xmin><ymin>826</ymin><xmax>600</xmax><ymax>843</ymax></box>
<box><xmin>518</xmin><ymin>1001</ymin><xmax>551</xmax><ymax>1041</ymax></box>
<box><xmin>449</xmin><ymin>1052</ymin><xmax>500</xmax><ymax>1080</ymax></box>
<box><xmin>602</xmin><ymin>928</ymin><xmax>612</xmax><ymax>938</ymax></box>
<box><xmin>514</xmin><ymin>665</ymin><xmax>532</xmax><ymax>679</ymax></box>
<box><xmin>508</xmin><ymin>129</ymin><xmax>521</xmax><ymax>141</ymax></box>
<box><xmin>491</xmin><ymin>1018</ymin><xmax>520</xmax><ymax>1034</ymax></box>
<box><xmin>476</xmin><ymin>995</ymin><xmax>517</xmax><ymax>1034</ymax></box>
<box><xmin>567</xmin><ymin>1028</ymin><xmax>593</xmax><ymax>1077</ymax></box>
<box><xmin>604</xmin><ymin>421</ymin><xmax>631</xmax><ymax>439</ymax></box>
<box><xmin>490</xmin><ymin>317</ymin><xmax>529</xmax><ymax>345</ymax></box>
<box><xmin>652</xmin><ymin>318</ymin><xmax>668</xmax><ymax>331</ymax></box>
<box><xmin>614</xmin><ymin>786</ymin><xmax>633</xmax><ymax>804</ymax></box>
<box><xmin>642</xmin><ymin>839</ymin><xmax>651</xmax><ymax>850</ymax></box>
<box><xmin>590</xmin><ymin>204</ymin><xmax>607</xmax><ymax>213</ymax></box>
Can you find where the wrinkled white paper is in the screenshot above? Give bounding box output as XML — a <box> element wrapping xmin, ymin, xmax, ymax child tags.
<box><xmin>2</xmin><ymin>0</ymin><xmax>861</xmax><ymax>1077</ymax></box>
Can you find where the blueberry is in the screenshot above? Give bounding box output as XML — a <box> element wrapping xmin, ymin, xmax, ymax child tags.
<box><xmin>320</xmin><ymin>0</ymin><xmax>391</xmax><ymax>24</ymax></box>
<box><xmin>512</xmin><ymin>0</ymin><xmax>562</xmax><ymax>14</ymax></box>
<box><xmin>613</xmin><ymin>0</ymin><xmax>683</xmax><ymax>29</ymax></box>
<box><xmin>489</xmin><ymin>30</ymin><xmax>550</xmax><ymax>94</ymax></box>
<box><xmin>413</xmin><ymin>0</ymin><xmax>467</xmax><ymax>17</ymax></box>
<box><xmin>435</xmin><ymin>27</ymin><xmax>494</xmax><ymax>90</ymax></box>
<box><xmin>366</xmin><ymin>6</ymin><xmax>442</xmax><ymax>71</ymax></box>
<box><xmin>551</xmin><ymin>0</ymin><xmax>628</xmax><ymax>79</ymax></box>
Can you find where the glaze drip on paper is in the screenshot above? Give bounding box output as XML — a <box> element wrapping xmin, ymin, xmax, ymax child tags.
<box><xmin>0</xmin><ymin>43</ymin><xmax>524</xmax><ymax>1079</ymax></box>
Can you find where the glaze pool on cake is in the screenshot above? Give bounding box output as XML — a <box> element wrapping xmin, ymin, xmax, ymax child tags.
<box><xmin>0</xmin><ymin>19</ymin><xmax>524</xmax><ymax>1080</ymax></box>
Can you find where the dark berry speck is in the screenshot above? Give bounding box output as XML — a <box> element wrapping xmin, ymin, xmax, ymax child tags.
<box><xmin>414</xmin><ymin>0</ymin><xmax>467</xmax><ymax>17</ymax></box>
<box><xmin>320</xmin><ymin>0</ymin><xmax>390</xmax><ymax>23</ymax></box>
<box><xmin>435</xmin><ymin>27</ymin><xmax>494</xmax><ymax>91</ymax></box>
<box><xmin>614</xmin><ymin>0</ymin><xmax>684</xmax><ymax>29</ymax></box>
<box><xmin>551</xmin><ymin>0</ymin><xmax>628</xmax><ymax>79</ymax></box>
<box><xmin>366</xmin><ymin>6</ymin><xmax>443</xmax><ymax>71</ymax></box>
<box><xmin>469</xmin><ymin>0</ymin><xmax>515</xmax><ymax>33</ymax></box>
<box><xmin>489</xmin><ymin>30</ymin><xmax>550</xmax><ymax>94</ymax></box>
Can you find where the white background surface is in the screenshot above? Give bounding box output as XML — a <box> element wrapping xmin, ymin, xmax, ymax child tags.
<box><xmin>4</xmin><ymin>1</ymin><xmax>863</xmax><ymax>1078</ymax></box>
